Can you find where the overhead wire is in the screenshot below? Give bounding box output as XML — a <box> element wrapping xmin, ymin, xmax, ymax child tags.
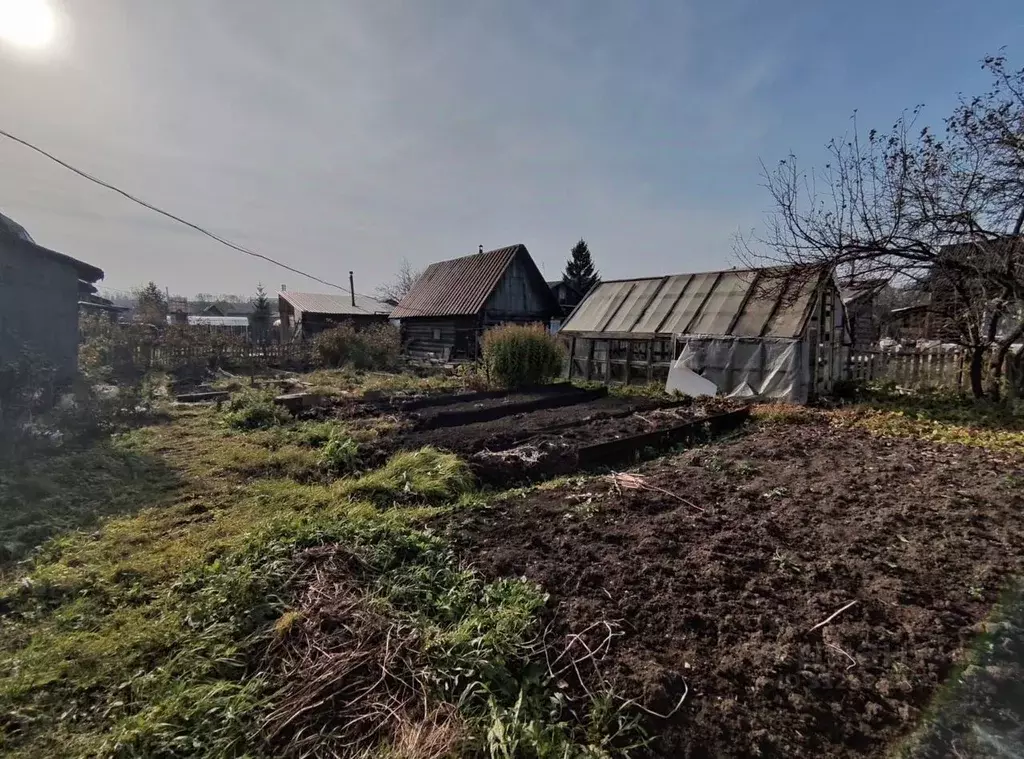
<box><xmin>0</xmin><ymin>126</ymin><xmax>438</xmax><ymax>311</ymax></box>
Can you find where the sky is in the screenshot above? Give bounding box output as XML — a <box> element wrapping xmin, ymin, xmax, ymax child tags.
<box><xmin>1</xmin><ymin>0</ymin><xmax>1022</xmax><ymax>299</ymax></box>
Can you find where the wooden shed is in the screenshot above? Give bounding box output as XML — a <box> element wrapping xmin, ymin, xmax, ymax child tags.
<box><xmin>278</xmin><ymin>291</ymin><xmax>391</xmax><ymax>340</ymax></box>
<box><xmin>391</xmin><ymin>244</ymin><xmax>559</xmax><ymax>360</ymax></box>
<box><xmin>1</xmin><ymin>212</ymin><xmax>104</xmax><ymax>382</ymax></box>
<box><xmin>558</xmin><ymin>265</ymin><xmax>849</xmax><ymax>402</ymax></box>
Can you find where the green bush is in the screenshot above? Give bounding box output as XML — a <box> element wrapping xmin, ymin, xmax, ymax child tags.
<box><xmin>313</xmin><ymin>323</ymin><xmax>401</xmax><ymax>370</ymax></box>
<box><xmin>223</xmin><ymin>389</ymin><xmax>291</xmax><ymax>430</ymax></box>
<box><xmin>317</xmin><ymin>431</ymin><xmax>360</xmax><ymax>475</ymax></box>
<box><xmin>483</xmin><ymin>324</ymin><xmax>564</xmax><ymax>388</ymax></box>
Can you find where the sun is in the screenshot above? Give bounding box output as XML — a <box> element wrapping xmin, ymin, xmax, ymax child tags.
<box><xmin>0</xmin><ymin>0</ymin><xmax>56</xmax><ymax>50</ymax></box>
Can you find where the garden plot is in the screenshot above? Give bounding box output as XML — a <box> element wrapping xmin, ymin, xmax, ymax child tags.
<box><xmin>440</xmin><ymin>422</ymin><xmax>1024</xmax><ymax>758</ymax></box>
<box><xmin>356</xmin><ymin>390</ymin><xmax>745</xmax><ymax>484</ymax></box>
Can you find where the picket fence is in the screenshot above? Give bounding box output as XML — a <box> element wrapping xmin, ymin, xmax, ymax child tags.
<box><xmin>848</xmin><ymin>348</ymin><xmax>984</xmax><ymax>390</ymax></box>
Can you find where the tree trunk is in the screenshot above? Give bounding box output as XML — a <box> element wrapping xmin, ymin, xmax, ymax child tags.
<box><xmin>987</xmin><ymin>352</ymin><xmax>1004</xmax><ymax>402</ymax></box>
<box><xmin>987</xmin><ymin>324</ymin><xmax>1024</xmax><ymax>402</ymax></box>
<box><xmin>969</xmin><ymin>346</ymin><xmax>987</xmax><ymax>399</ymax></box>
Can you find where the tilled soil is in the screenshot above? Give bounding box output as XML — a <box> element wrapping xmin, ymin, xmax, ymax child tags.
<box><xmin>441</xmin><ymin>421</ymin><xmax>1024</xmax><ymax>758</ymax></box>
<box><xmin>395</xmin><ymin>396</ymin><xmax>692</xmax><ymax>454</ymax></box>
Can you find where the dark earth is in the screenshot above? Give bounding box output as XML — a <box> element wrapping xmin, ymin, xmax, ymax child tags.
<box><xmin>385</xmin><ymin>396</ymin><xmax>737</xmax><ymax>484</ymax></box>
<box><xmin>439</xmin><ymin>420</ymin><xmax>1024</xmax><ymax>758</ymax></box>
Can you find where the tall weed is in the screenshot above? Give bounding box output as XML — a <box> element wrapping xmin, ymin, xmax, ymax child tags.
<box><xmin>483</xmin><ymin>324</ymin><xmax>564</xmax><ymax>388</ymax></box>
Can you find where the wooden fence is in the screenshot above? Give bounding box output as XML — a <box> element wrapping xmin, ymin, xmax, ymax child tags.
<box><xmin>848</xmin><ymin>349</ymin><xmax>983</xmax><ymax>390</ymax></box>
<box><xmin>132</xmin><ymin>342</ymin><xmax>316</xmax><ymax>372</ymax></box>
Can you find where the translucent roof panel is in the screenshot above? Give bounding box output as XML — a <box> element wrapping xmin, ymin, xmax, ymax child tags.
<box><xmin>559</xmin><ymin>267</ymin><xmax>823</xmax><ymax>339</ymax></box>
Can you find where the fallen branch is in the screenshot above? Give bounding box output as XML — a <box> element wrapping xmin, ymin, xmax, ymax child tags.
<box><xmin>606</xmin><ymin>473</ymin><xmax>705</xmax><ymax>513</ymax></box>
<box><xmin>809</xmin><ymin>600</ymin><xmax>858</xmax><ymax>633</ymax></box>
<box><xmin>825</xmin><ymin>641</ymin><xmax>858</xmax><ymax>670</ymax></box>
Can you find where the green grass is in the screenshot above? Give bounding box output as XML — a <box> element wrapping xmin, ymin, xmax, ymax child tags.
<box><xmin>0</xmin><ymin>402</ymin><xmax>642</xmax><ymax>758</ymax></box>
<box><xmin>827</xmin><ymin>390</ymin><xmax>1024</xmax><ymax>453</ymax></box>
<box><xmin>0</xmin><ymin>440</ymin><xmax>180</xmax><ymax>565</ymax></box>
<box><xmin>342</xmin><ymin>446</ymin><xmax>476</xmax><ymax>506</ymax></box>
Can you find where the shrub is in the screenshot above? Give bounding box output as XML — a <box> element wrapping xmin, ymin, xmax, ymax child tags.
<box><xmin>223</xmin><ymin>389</ymin><xmax>291</xmax><ymax>430</ymax></box>
<box><xmin>318</xmin><ymin>431</ymin><xmax>361</xmax><ymax>475</ymax></box>
<box><xmin>482</xmin><ymin>324</ymin><xmax>564</xmax><ymax>388</ymax></box>
<box><xmin>313</xmin><ymin>323</ymin><xmax>401</xmax><ymax>370</ymax></box>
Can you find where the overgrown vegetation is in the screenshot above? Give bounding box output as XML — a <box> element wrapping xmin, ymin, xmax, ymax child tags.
<box><xmin>0</xmin><ymin>402</ymin><xmax>643</xmax><ymax>758</ymax></box>
<box><xmin>317</xmin><ymin>429</ymin><xmax>360</xmax><ymax>475</ymax></box>
<box><xmin>483</xmin><ymin>324</ymin><xmax>564</xmax><ymax>389</ymax></box>
<box><xmin>313</xmin><ymin>323</ymin><xmax>401</xmax><ymax>370</ymax></box>
<box><xmin>342</xmin><ymin>446</ymin><xmax>475</xmax><ymax>505</ymax></box>
<box><xmin>223</xmin><ymin>388</ymin><xmax>292</xmax><ymax>430</ymax></box>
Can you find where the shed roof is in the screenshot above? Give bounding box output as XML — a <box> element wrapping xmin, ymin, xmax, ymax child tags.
<box><xmin>840</xmin><ymin>278</ymin><xmax>887</xmax><ymax>306</ymax></box>
<box><xmin>391</xmin><ymin>244</ymin><xmax>557</xmax><ymax>319</ymax></box>
<box><xmin>558</xmin><ymin>266</ymin><xmax>828</xmax><ymax>339</ymax></box>
<box><xmin>0</xmin><ymin>211</ymin><xmax>104</xmax><ymax>283</ymax></box>
<box><xmin>186</xmin><ymin>316</ymin><xmax>251</xmax><ymax>327</ymax></box>
<box><xmin>279</xmin><ymin>290</ymin><xmax>390</xmax><ymax>316</ymax></box>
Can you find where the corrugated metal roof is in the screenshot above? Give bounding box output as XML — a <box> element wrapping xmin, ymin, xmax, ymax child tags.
<box><xmin>187</xmin><ymin>316</ymin><xmax>251</xmax><ymax>327</ymax></box>
<box><xmin>279</xmin><ymin>291</ymin><xmax>391</xmax><ymax>316</ymax></box>
<box><xmin>391</xmin><ymin>244</ymin><xmax>555</xmax><ymax>318</ymax></box>
<box><xmin>559</xmin><ymin>267</ymin><xmax>825</xmax><ymax>339</ymax></box>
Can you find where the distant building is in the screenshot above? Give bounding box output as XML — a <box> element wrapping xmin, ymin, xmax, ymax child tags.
<box><xmin>166</xmin><ymin>314</ymin><xmax>253</xmax><ymax>339</ymax></box>
<box><xmin>0</xmin><ymin>211</ymin><xmax>104</xmax><ymax>381</ymax></box>
<box><xmin>840</xmin><ymin>278</ymin><xmax>887</xmax><ymax>350</ymax></box>
<box><xmin>391</xmin><ymin>244</ymin><xmax>560</xmax><ymax>360</ymax></box>
<box><xmin>278</xmin><ymin>290</ymin><xmax>391</xmax><ymax>339</ymax></box>
<box><xmin>547</xmin><ymin>280</ymin><xmax>585</xmax><ymax>317</ymax></box>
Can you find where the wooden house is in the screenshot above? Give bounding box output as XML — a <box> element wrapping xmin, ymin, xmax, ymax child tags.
<box><xmin>278</xmin><ymin>291</ymin><xmax>391</xmax><ymax>340</ymax></box>
<box><xmin>391</xmin><ymin>244</ymin><xmax>559</xmax><ymax>360</ymax></box>
<box><xmin>1</xmin><ymin>211</ymin><xmax>104</xmax><ymax>382</ymax></box>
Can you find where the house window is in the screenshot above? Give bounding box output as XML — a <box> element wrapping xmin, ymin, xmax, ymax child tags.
<box><xmin>432</xmin><ymin>328</ymin><xmax>441</xmax><ymax>341</ymax></box>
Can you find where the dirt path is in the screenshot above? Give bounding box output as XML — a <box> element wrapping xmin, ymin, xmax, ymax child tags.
<box><xmin>441</xmin><ymin>422</ymin><xmax>1024</xmax><ymax>758</ymax></box>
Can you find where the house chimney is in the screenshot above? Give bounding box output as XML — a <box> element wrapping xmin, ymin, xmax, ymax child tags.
<box><xmin>478</xmin><ymin>244</ymin><xmax>483</xmax><ymax>254</ymax></box>
<box><xmin>280</xmin><ymin>284</ymin><xmax>286</xmax><ymax>292</ymax></box>
<box><xmin>349</xmin><ymin>271</ymin><xmax>355</xmax><ymax>307</ymax></box>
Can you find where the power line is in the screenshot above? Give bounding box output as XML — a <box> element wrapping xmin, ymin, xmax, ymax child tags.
<box><xmin>0</xmin><ymin>127</ymin><xmax>353</xmax><ymax>293</ymax></box>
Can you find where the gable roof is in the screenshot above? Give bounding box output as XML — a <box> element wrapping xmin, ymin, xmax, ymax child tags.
<box><xmin>391</xmin><ymin>244</ymin><xmax>557</xmax><ymax>319</ymax></box>
<box><xmin>0</xmin><ymin>211</ymin><xmax>104</xmax><ymax>283</ymax></box>
<box><xmin>559</xmin><ymin>266</ymin><xmax>828</xmax><ymax>340</ymax></box>
<box><xmin>279</xmin><ymin>290</ymin><xmax>390</xmax><ymax>317</ymax></box>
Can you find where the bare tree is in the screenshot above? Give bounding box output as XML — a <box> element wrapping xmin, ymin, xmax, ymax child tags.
<box><xmin>375</xmin><ymin>258</ymin><xmax>422</xmax><ymax>305</ymax></box>
<box><xmin>744</xmin><ymin>55</ymin><xmax>1024</xmax><ymax>399</ymax></box>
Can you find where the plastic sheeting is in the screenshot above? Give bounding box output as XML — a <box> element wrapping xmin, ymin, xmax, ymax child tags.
<box><xmin>666</xmin><ymin>335</ymin><xmax>810</xmax><ymax>403</ymax></box>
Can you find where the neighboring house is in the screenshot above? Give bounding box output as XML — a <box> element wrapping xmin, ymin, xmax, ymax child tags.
<box><xmin>558</xmin><ymin>265</ymin><xmax>848</xmax><ymax>403</ymax></box>
<box><xmin>547</xmin><ymin>280</ymin><xmax>585</xmax><ymax>317</ymax></box>
<box><xmin>201</xmin><ymin>303</ymin><xmax>225</xmax><ymax>317</ymax></box>
<box><xmin>391</xmin><ymin>244</ymin><xmax>560</xmax><ymax>360</ymax></box>
<box><xmin>887</xmin><ymin>303</ymin><xmax>934</xmax><ymax>342</ymax></box>
<box><xmin>0</xmin><ymin>211</ymin><xmax>104</xmax><ymax>381</ymax></box>
<box><xmin>278</xmin><ymin>290</ymin><xmax>391</xmax><ymax>339</ymax></box>
<box><xmin>840</xmin><ymin>278</ymin><xmax>888</xmax><ymax>350</ymax></box>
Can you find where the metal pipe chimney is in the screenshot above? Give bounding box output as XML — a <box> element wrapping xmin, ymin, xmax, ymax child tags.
<box><xmin>349</xmin><ymin>271</ymin><xmax>355</xmax><ymax>307</ymax></box>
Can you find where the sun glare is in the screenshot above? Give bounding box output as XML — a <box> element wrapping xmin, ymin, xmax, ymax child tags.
<box><xmin>0</xmin><ymin>0</ymin><xmax>56</xmax><ymax>50</ymax></box>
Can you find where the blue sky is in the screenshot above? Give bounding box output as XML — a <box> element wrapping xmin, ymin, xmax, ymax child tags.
<box><xmin>1</xmin><ymin>0</ymin><xmax>1021</xmax><ymax>297</ymax></box>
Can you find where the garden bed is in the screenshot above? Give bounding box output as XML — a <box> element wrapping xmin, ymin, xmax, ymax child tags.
<box><xmin>440</xmin><ymin>422</ymin><xmax>1024</xmax><ymax>758</ymax></box>
<box><xmin>372</xmin><ymin>396</ymin><xmax>742</xmax><ymax>484</ymax></box>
